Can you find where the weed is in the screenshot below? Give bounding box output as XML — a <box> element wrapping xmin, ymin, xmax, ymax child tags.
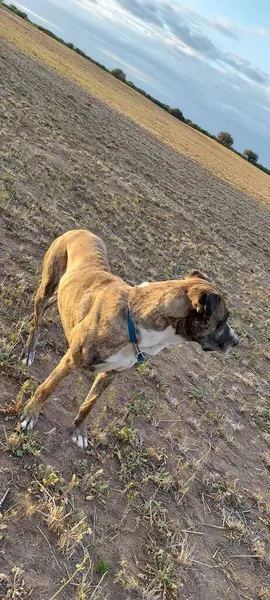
<box><xmin>143</xmin><ymin>466</ymin><xmax>172</xmax><ymax>490</ymax></box>
<box><xmin>0</xmin><ymin>378</ymin><xmax>38</xmax><ymax>416</ymax></box>
<box><xmin>225</xmin><ymin>516</ymin><xmax>247</xmax><ymax>540</ymax></box>
<box><xmin>58</xmin><ymin>512</ymin><xmax>91</xmax><ymax>554</ymax></box>
<box><xmin>112</xmin><ymin>425</ymin><xmax>136</xmax><ymax>444</ymax></box>
<box><xmin>261</xmin><ymin>451</ymin><xmax>270</xmax><ymax>469</ymax></box>
<box><xmin>49</xmin><ymin>552</ymin><xmax>98</xmax><ymax>600</ymax></box>
<box><xmin>143</xmin><ymin>498</ymin><xmax>169</xmax><ymax>534</ymax></box>
<box><xmin>24</xmin><ymin>493</ymin><xmax>37</xmax><ymax>518</ymax></box>
<box><xmin>1</xmin><ymin>567</ymin><xmax>30</xmax><ymax>599</ymax></box>
<box><xmin>96</xmin><ymin>560</ymin><xmax>111</xmax><ymax>575</ymax></box>
<box><xmin>38</xmin><ymin>464</ymin><xmax>66</xmax><ymax>496</ymax></box>
<box><xmin>5</xmin><ymin>430</ymin><xmax>41</xmax><ymax>457</ymax></box>
<box><xmin>250</xmin><ymin>491</ymin><xmax>270</xmax><ymax>528</ymax></box>
<box><xmin>170</xmin><ymin>532</ymin><xmax>195</xmax><ymax>567</ymax></box>
<box><xmin>258</xmin><ymin>588</ymin><xmax>270</xmax><ymax>600</ymax></box>
<box><xmin>129</xmin><ymin>392</ymin><xmax>156</xmax><ymax>421</ymax></box>
<box><xmin>251</xmin><ymin>538</ymin><xmax>266</xmax><ymax>561</ymax></box>
<box><xmin>114</xmin><ymin>559</ymin><xmax>139</xmax><ymax>590</ymax></box>
<box><xmin>0</xmin><ymin>506</ymin><xmax>17</xmax><ymax>541</ymax></box>
<box><xmin>27</xmin><ymin>465</ymin><xmax>92</xmax><ymax>555</ymax></box>
<box><xmin>80</xmin><ymin>467</ymin><xmax>109</xmax><ymax>503</ymax></box>
<box><xmin>204</xmin><ymin>473</ymin><xmax>243</xmax><ymax>509</ymax></box>
<box><xmin>137</xmin><ymin>360</ymin><xmax>152</xmax><ymax>378</ymax></box>
<box><xmin>144</xmin><ymin>548</ymin><xmax>181</xmax><ymax>598</ymax></box>
<box><xmin>146</xmin><ymin>446</ymin><xmax>167</xmax><ymax>463</ymax></box>
<box><xmin>40</xmin><ymin>496</ymin><xmax>92</xmax><ymax>555</ymax></box>
<box><xmin>253</xmin><ymin>407</ymin><xmax>270</xmax><ymax>434</ymax></box>
<box><xmin>188</xmin><ymin>387</ymin><xmax>205</xmax><ymax>403</ymax></box>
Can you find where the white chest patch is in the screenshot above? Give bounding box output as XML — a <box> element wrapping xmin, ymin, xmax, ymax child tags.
<box><xmin>139</xmin><ymin>325</ymin><xmax>185</xmax><ymax>356</ymax></box>
<box><xmin>95</xmin><ymin>325</ymin><xmax>185</xmax><ymax>373</ymax></box>
<box><xmin>95</xmin><ymin>343</ymin><xmax>137</xmax><ymax>373</ymax></box>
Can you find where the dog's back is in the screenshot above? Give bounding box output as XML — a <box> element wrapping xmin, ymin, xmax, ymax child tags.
<box><xmin>45</xmin><ymin>229</ymin><xmax>110</xmax><ymax>281</ymax></box>
<box><xmin>65</xmin><ymin>230</ymin><xmax>110</xmax><ymax>273</ymax></box>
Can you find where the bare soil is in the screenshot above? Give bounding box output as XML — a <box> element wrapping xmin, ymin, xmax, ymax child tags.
<box><xmin>0</xmin><ymin>6</ymin><xmax>270</xmax><ymax>207</ymax></box>
<box><xmin>0</xmin><ymin>17</ymin><xmax>270</xmax><ymax>600</ymax></box>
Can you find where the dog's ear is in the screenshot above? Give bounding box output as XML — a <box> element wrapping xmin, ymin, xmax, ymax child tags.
<box><xmin>185</xmin><ymin>269</ymin><xmax>209</xmax><ymax>281</ymax></box>
<box><xmin>195</xmin><ymin>292</ymin><xmax>220</xmax><ymax>317</ymax></box>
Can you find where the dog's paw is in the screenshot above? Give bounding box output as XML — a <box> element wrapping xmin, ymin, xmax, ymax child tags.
<box><xmin>25</xmin><ymin>349</ymin><xmax>35</xmax><ymax>367</ymax></box>
<box><xmin>21</xmin><ymin>346</ymin><xmax>36</xmax><ymax>367</ymax></box>
<box><xmin>71</xmin><ymin>427</ymin><xmax>88</xmax><ymax>450</ymax></box>
<box><xmin>20</xmin><ymin>412</ymin><xmax>39</xmax><ymax>431</ymax></box>
<box><xmin>20</xmin><ymin>335</ymin><xmax>37</xmax><ymax>367</ymax></box>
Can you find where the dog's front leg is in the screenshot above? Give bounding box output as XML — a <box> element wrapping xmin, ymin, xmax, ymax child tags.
<box><xmin>20</xmin><ymin>350</ymin><xmax>75</xmax><ymax>431</ymax></box>
<box><xmin>72</xmin><ymin>371</ymin><xmax>116</xmax><ymax>450</ymax></box>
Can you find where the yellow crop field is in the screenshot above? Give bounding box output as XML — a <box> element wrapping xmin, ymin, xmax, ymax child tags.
<box><xmin>0</xmin><ymin>7</ymin><xmax>269</xmax><ymax>206</ymax></box>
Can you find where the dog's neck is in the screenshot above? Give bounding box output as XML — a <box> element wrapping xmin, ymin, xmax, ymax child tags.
<box><xmin>128</xmin><ymin>280</ymin><xmax>191</xmax><ymax>332</ymax></box>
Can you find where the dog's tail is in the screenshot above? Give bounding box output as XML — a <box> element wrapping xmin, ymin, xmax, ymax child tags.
<box><xmin>21</xmin><ymin>232</ymin><xmax>72</xmax><ymax>367</ymax></box>
<box><xmin>41</xmin><ymin>233</ymin><xmax>69</xmax><ymax>294</ymax></box>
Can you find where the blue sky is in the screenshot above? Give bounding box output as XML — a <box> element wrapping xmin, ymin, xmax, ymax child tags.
<box><xmin>7</xmin><ymin>0</ymin><xmax>270</xmax><ymax>166</ymax></box>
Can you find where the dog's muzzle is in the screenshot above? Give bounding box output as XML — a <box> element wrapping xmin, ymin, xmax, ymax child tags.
<box><xmin>202</xmin><ymin>326</ymin><xmax>239</xmax><ymax>353</ymax></box>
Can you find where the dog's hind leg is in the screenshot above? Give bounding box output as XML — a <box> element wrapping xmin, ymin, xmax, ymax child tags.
<box><xmin>20</xmin><ymin>349</ymin><xmax>75</xmax><ymax>430</ymax></box>
<box><xmin>72</xmin><ymin>371</ymin><xmax>116</xmax><ymax>449</ymax></box>
<box><xmin>22</xmin><ymin>239</ymin><xmax>67</xmax><ymax>367</ymax></box>
<box><xmin>22</xmin><ymin>284</ymin><xmax>54</xmax><ymax>367</ymax></box>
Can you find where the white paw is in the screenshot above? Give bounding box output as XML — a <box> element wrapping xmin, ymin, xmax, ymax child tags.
<box><xmin>21</xmin><ymin>337</ymin><xmax>37</xmax><ymax>367</ymax></box>
<box><xmin>21</xmin><ymin>349</ymin><xmax>35</xmax><ymax>367</ymax></box>
<box><xmin>26</xmin><ymin>351</ymin><xmax>35</xmax><ymax>367</ymax></box>
<box><xmin>71</xmin><ymin>427</ymin><xmax>88</xmax><ymax>450</ymax></box>
<box><xmin>20</xmin><ymin>414</ymin><xmax>39</xmax><ymax>431</ymax></box>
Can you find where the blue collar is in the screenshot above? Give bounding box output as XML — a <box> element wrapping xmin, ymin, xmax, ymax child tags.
<box><xmin>127</xmin><ymin>309</ymin><xmax>145</xmax><ymax>363</ymax></box>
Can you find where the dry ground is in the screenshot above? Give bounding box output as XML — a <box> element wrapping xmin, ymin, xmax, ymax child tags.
<box><xmin>0</xmin><ymin>8</ymin><xmax>270</xmax><ymax>600</ymax></box>
<box><xmin>0</xmin><ymin>7</ymin><xmax>270</xmax><ymax>208</ymax></box>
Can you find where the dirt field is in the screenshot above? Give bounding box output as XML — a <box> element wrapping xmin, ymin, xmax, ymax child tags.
<box><xmin>0</xmin><ymin>8</ymin><xmax>270</xmax><ymax>600</ymax></box>
<box><xmin>0</xmin><ymin>7</ymin><xmax>270</xmax><ymax>208</ymax></box>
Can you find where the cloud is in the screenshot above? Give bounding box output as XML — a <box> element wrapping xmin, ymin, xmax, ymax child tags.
<box><xmin>32</xmin><ymin>0</ymin><xmax>269</xmax><ymax>163</ymax></box>
<box><xmin>14</xmin><ymin>3</ymin><xmax>64</xmax><ymax>30</ymax></box>
<box><xmin>213</xmin><ymin>17</ymin><xmax>270</xmax><ymax>38</ymax></box>
<box><xmin>116</xmin><ymin>0</ymin><xmax>163</xmax><ymax>27</ymax></box>
<box><xmin>161</xmin><ymin>4</ymin><xmax>220</xmax><ymax>58</ymax></box>
<box><xmin>114</xmin><ymin>0</ymin><xmax>270</xmax><ymax>86</ymax></box>
<box><xmin>209</xmin><ymin>17</ymin><xmax>238</xmax><ymax>40</ymax></box>
<box><xmin>173</xmin><ymin>6</ymin><xmax>238</xmax><ymax>40</ymax></box>
<box><xmin>73</xmin><ymin>0</ymin><xmax>97</xmax><ymax>7</ymax></box>
<box><xmin>223</xmin><ymin>53</ymin><xmax>269</xmax><ymax>84</ymax></box>
<box><xmin>96</xmin><ymin>47</ymin><xmax>167</xmax><ymax>91</ymax></box>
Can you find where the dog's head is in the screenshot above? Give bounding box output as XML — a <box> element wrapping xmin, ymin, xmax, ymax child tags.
<box><xmin>179</xmin><ymin>270</ymin><xmax>239</xmax><ymax>353</ymax></box>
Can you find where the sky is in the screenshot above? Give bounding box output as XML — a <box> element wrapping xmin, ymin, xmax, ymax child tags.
<box><xmin>6</xmin><ymin>0</ymin><xmax>270</xmax><ymax>166</ymax></box>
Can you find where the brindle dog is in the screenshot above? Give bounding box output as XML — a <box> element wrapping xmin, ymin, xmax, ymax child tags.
<box><xmin>19</xmin><ymin>229</ymin><xmax>239</xmax><ymax>449</ymax></box>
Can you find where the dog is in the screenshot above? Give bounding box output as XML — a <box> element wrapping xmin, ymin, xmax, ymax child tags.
<box><xmin>19</xmin><ymin>229</ymin><xmax>239</xmax><ymax>449</ymax></box>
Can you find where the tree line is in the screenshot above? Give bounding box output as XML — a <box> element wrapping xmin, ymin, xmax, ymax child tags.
<box><xmin>3</xmin><ymin>2</ymin><xmax>269</xmax><ymax>176</ymax></box>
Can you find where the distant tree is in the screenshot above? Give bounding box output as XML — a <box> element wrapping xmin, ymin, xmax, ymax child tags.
<box><xmin>169</xmin><ymin>107</ymin><xmax>184</xmax><ymax>121</ymax></box>
<box><xmin>111</xmin><ymin>68</ymin><xmax>126</xmax><ymax>82</ymax></box>
<box><xmin>217</xmin><ymin>131</ymin><xmax>234</xmax><ymax>148</ymax></box>
<box><xmin>7</xmin><ymin>4</ymin><xmax>29</xmax><ymax>19</ymax></box>
<box><xmin>243</xmin><ymin>149</ymin><xmax>259</xmax><ymax>163</ymax></box>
